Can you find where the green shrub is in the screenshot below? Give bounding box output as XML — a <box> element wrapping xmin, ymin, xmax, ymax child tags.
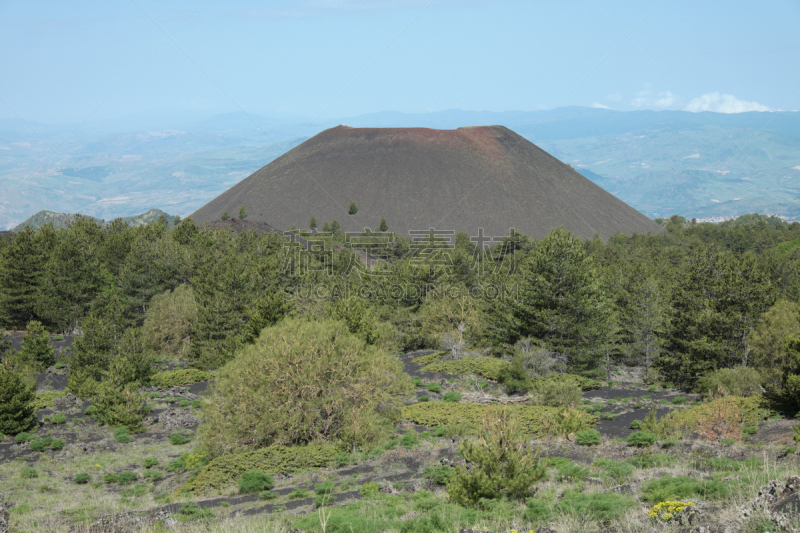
<box><xmin>642</xmin><ymin>475</ymin><xmax>728</xmax><ymax>503</ymax></box>
<box><xmin>170</xmin><ymin>434</ymin><xmax>190</xmax><ymax>445</ymax></box>
<box><xmin>179</xmin><ymin>445</ymin><xmax>337</xmax><ymax>494</ymax></box>
<box><xmin>239</xmin><ymin>470</ymin><xmax>275</xmax><ymax>494</ymax></box>
<box><xmin>418</xmin><ymin>395</ymin><xmax>429</xmax><ymax>402</ymax></box>
<box><xmin>117</xmin><ymin>471</ymin><xmax>137</xmax><ymax>485</ymax></box>
<box><xmin>575</xmin><ymin>429</ymin><xmax>602</xmax><ymax>446</ymax></box>
<box><xmin>647</xmin><ymin>385</ymin><xmax>660</xmax><ymax>392</ymax></box>
<box><xmin>150</xmin><ymin>369</ymin><xmax>210</xmax><ymax>388</ymax></box>
<box><xmin>51</xmin><ymin>413</ymin><xmax>66</xmax><ymax>424</ymax></box>
<box><xmin>672</xmin><ymin>396</ymin><xmax>687</xmax><ymax>405</ymax></box>
<box><xmin>556</xmin><ymin>462</ymin><xmax>589</xmax><ymax>481</ymax></box>
<box><xmin>743</xmin><ymin>425</ymin><xmax>758</xmax><ymax>438</ymax></box>
<box><xmin>314</xmin><ymin>493</ymin><xmax>334</xmax><ymax>508</ymax></box>
<box><xmin>535</xmin><ymin>379</ymin><xmax>582</xmax><ymax>407</ymax></box>
<box><xmin>630</xmin><ymin>420</ymin><xmax>643</xmax><ymax>430</ymax></box>
<box><xmin>143</xmin><ymin>457</ymin><xmax>159</xmax><ymax>468</ymax></box>
<box><xmin>15</xmin><ymin>432</ymin><xmax>34</xmax><ymax>443</ymax></box>
<box><xmin>166</xmin><ymin>459</ymin><xmax>186</xmax><ymax>472</ymax></box>
<box><xmin>527</xmin><ymin>491</ymin><xmax>636</xmax><ymax>522</ymax></box>
<box><xmin>20</xmin><ymin>466</ymin><xmax>38</xmax><ymax>479</ymax></box>
<box><xmin>19</xmin><ymin>321</ymin><xmax>55</xmax><ymax>370</ymax></box>
<box><xmin>426</xmin><ymin>383</ymin><xmax>442</xmax><ymax>394</ymax></box>
<box><xmin>29</xmin><ymin>439</ymin><xmax>46</xmax><ymax>452</ymax></box>
<box><xmin>422</xmin><ymin>356</ymin><xmax>511</xmax><ymax>381</ymax></box>
<box><xmin>177</xmin><ymin>502</ymin><xmax>213</xmax><ymax>520</ymax></box>
<box><xmin>199</xmin><ymin>319</ymin><xmax>412</xmax><ymax>455</ymax></box>
<box><xmin>31</xmin><ymin>391</ymin><xmax>66</xmax><ymax>411</ymax></box>
<box><xmin>74</xmin><ymin>472</ymin><xmax>90</xmax><ymax>484</ymax></box>
<box><xmin>627</xmin><ymin>452</ymin><xmax>676</xmax><ymax>469</ymax></box>
<box><xmin>442</xmin><ymin>391</ymin><xmax>461</xmax><ymax>403</ymax></box>
<box><xmin>626</xmin><ymin>431</ymin><xmax>657</xmax><ymax>447</ymax></box>
<box><xmin>593</xmin><ymin>459</ymin><xmax>635</xmax><ymax>483</ymax></box>
<box><xmin>425</xmin><ymin>465</ymin><xmax>454</xmax><ymax>485</ymax></box>
<box><xmin>288</xmin><ymin>488</ymin><xmax>309</xmax><ymax>499</ymax></box>
<box><xmin>601</xmin><ymin>412</ymin><xmax>619</xmax><ymax>420</ymax></box>
<box><xmin>634</xmin><ymin>401</ymin><xmax>645</xmax><ymax>409</ymax></box>
<box><xmin>104</xmin><ymin>473</ymin><xmax>118</xmax><ymax>484</ymax></box>
<box><xmin>447</xmin><ymin>406</ymin><xmax>547</xmax><ymax>507</ymax></box>
<box><xmin>94</xmin><ymin>383</ymin><xmax>146</xmax><ymax>432</ymax></box>
<box><xmin>700</xmin><ymin>366</ymin><xmax>762</xmax><ymax>397</ymax></box>
<box><xmin>433</xmin><ymin>426</ymin><xmax>447</xmax><ymax>437</ymax></box>
<box><xmin>113</xmin><ymin>426</ymin><xmax>132</xmax><ymax>443</ymax></box>
<box><xmin>411</xmin><ymin>376</ymin><xmax>424</xmax><ymax>387</ymax></box>
<box><xmin>142</xmin><ymin>469</ymin><xmax>164</xmax><ymax>482</ymax></box>
<box><xmin>258</xmin><ymin>490</ymin><xmax>278</xmax><ymax>500</ymax></box>
<box><xmin>400</xmin><ymin>429</ymin><xmax>419</xmax><ymax>449</ymax></box>
<box><xmin>84</xmin><ymin>405</ymin><xmax>97</xmax><ymax>416</ymax></box>
<box><xmin>401</xmin><ymin>402</ymin><xmax>597</xmax><ymax>439</ymax></box>
<box><xmin>49</xmin><ymin>438</ymin><xmax>64</xmax><ymax>451</ymax></box>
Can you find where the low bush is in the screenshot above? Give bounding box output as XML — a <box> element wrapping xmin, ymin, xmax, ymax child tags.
<box><xmin>170</xmin><ymin>433</ymin><xmax>190</xmax><ymax>445</ymax></box>
<box><xmin>556</xmin><ymin>462</ymin><xmax>589</xmax><ymax>481</ymax></box>
<box><xmin>29</xmin><ymin>440</ymin><xmax>46</xmax><ymax>452</ymax></box>
<box><xmin>20</xmin><ymin>466</ymin><xmax>38</xmax><ymax>479</ymax></box>
<box><xmin>50</xmin><ymin>438</ymin><xmax>64</xmax><ymax>450</ymax></box>
<box><xmin>526</xmin><ymin>491</ymin><xmax>636</xmax><ymax>522</ymax></box>
<box><xmin>648</xmin><ymin>500</ymin><xmax>696</xmax><ymax>522</ymax></box>
<box><xmin>31</xmin><ymin>391</ymin><xmax>66</xmax><ymax>411</ymax></box>
<box><xmin>142</xmin><ymin>469</ymin><xmax>164</xmax><ymax>482</ymax></box>
<box><xmin>104</xmin><ymin>473</ymin><xmax>118</xmax><ymax>484</ymax></box>
<box><xmin>630</xmin><ymin>420</ymin><xmax>643</xmax><ymax>429</ymax></box>
<box><xmin>601</xmin><ymin>412</ymin><xmax>619</xmax><ymax>420</ymax></box>
<box><xmin>314</xmin><ymin>493</ymin><xmax>334</xmax><ymax>508</ymax></box>
<box><xmin>425</xmin><ymin>465</ymin><xmax>454</xmax><ymax>485</ymax></box>
<box><xmin>627</xmin><ymin>431</ymin><xmax>657</xmax><ymax>447</ymax></box>
<box><xmin>84</xmin><ymin>405</ymin><xmax>97</xmax><ymax>416</ymax></box>
<box><xmin>418</xmin><ymin>395</ymin><xmax>429</xmax><ymax>402</ymax></box>
<box><xmin>51</xmin><ymin>413</ymin><xmax>66</xmax><ymax>424</ymax></box>
<box><xmin>421</xmin><ymin>356</ymin><xmax>511</xmax><ymax>381</ymax></box>
<box><xmin>672</xmin><ymin>396</ymin><xmax>687</xmax><ymax>405</ymax></box>
<box><xmin>74</xmin><ymin>473</ymin><xmax>90</xmax><ymax>484</ymax></box>
<box><xmin>593</xmin><ymin>459</ymin><xmax>635</xmax><ymax>483</ymax></box>
<box><xmin>288</xmin><ymin>488</ymin><xmax>309</xmax><ymax>499</ymax></box>
<box><xmin>663</xmin><ymin>395</ymin><xmax>768</xmax><ymax>441</ymax></box>
<box><xmin>642</xmin><ymin>475</ymin><xmax>728</xmax><ymax>503</ymax></box>
<box><xmin>258</xmin><ymin>490</ymin><xmax>278</xmax><ymax>501</ymax></box>
<box><xmin>177</xmin><ymin>502</ymin><xmax>213</xmax><ymax>521</ymax></box>
<box><xmin>179</xmin><ymin>445</ymin><xmax>337</xmax><ymax>494</ymax></box>
<box><xmin>143</xmin><ymin>457</ymin><xmax>159</xmax><ymax>468</ymax></box>
<box><xmin>166</xmin><ymin>459</ymin><xmax>186</xmax><ymax>472</ymax></box>
<box><xmin>117</xmin><ymin>471</ymin><xmax>137</xmax><ymax>485</ymax></box>
<box><xmin>399</xmin><ymin>429</ymin><xmax>419</xmax><ymax>449</ymax></box>
<box><xmin>529</xmin><ymin>373</ymin><xmax>602</xmax><ymax>393</ymax></box>
<box><xmin>401</xmin><ymin>402</ymin><xmax>597</xmax><ymax>439</ymax></box>
<box><xmin>743</xmin><ymin>425</ymin><xmax>758</xmax><ymax>438</ymax></box>
<box><xmin>15</xmin><ymin>432</ymin><xmax>35</xmax><ymax>443</ymax></box>
<box><xmin>411</xmin><ymin>376</ymin><xmax>424</xmax><ymax>387</ymax></box>
<box><xmin>627</xmin><ymin>452</ymin><xmax>676</xmax><ymax>469</ymax></box>
<box><xmin>575</xmin><ymin>429</ymin><xmax>602</xmax><ymax>446</ymax></box>
<box><xmin>239</xmin><ymin>470</ymin><xmax>275</xmax><ymax>494</ymax></box>
<box><xmin>113</xmin><ymin>426</ymin><xmax>132</xmax><ymax>443</ymax></box>
<box><xmin>442</xmin><ymin>391</ymin><xmax>461</xmax><ymax>403</ymax></box>
<box><xmin>700</xmin><ymin>366</ymin><xmax>762</xmax><ymax>397</ymax></box>
<box><xmin>534</xmin><ymin>379</ymin><xmax>582</xmax><ymax>408</ymax></box>
<box><xmin>150</xmin><ymin>369</ymin><xmax>211</xmax><ymax>388</ymax></box>
<box><xmin>426</xmin><ymin>383</ymin><xmax>442</xmax><ymax>394</ymax></box>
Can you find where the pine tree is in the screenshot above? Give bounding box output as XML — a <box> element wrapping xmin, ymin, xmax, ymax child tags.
<box><xmin>379</xmin><ymin>217</ymin><xmax>388</xmax><ymax>232</ymax></box>
<box><xmin>239</xmin><ymin>205</ymin><xmax>247</xmax><ymax>220</ymax></box>
<box><xmin>157</xmin><ymin>213</ymin><xmax>168</xmax><ymax>226</ymax></box>
<box><xmin>0</xmin><ymin>225</ymin><xmax>54</xmax><ymax>329</ymax></box>
<box><xmin>221</xmin><ymin>211</ymin><xmax>230</xmax><ymax>221</ymax></box>
<box><xmin>348</xmin><ymin>202</ymin><xmax>358</xmax><ymax>215</ymax></box>
<box><xmin>0</xmin><ymin>358</ymin><xmax>37</xmax><ymax>436</ymax></box>
<box><xmin>309</xmin><ymin>216</ymin><xmax>317</xmax><ymax>231</ymax></box>
<box><xmin>512</xmin><ymin>227</ymin><xmax>613</xmax><ymax>375</ymax></box>
<box><xmin>658</xmin><ymin>246</ymin><xmax>774</xmax><ymax>387</ymax></box>
<box><xmin>173</xmin><ymin>214</ymin><xmax>181</xmax><ymax>226</ymax></box>
<box><xmin>19</xmin><ymin>320</ymin><xmax>54</xmax><ymax>371</ymax></box>
<box><xmin>38</xmin><ymin>217</ymin><xmax>104</xmax><ymax>333</ymax></box>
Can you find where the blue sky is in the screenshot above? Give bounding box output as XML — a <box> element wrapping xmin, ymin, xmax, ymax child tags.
<box><xmin>1</xmin><ymin>0</ymin><xmax>798</xmax><ymax>127</ymax></box>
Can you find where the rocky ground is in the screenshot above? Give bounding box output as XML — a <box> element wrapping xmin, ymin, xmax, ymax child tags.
<box><xmin>1</xmin><ymin>347</ymin><xmax>799</xmax><ymax>533</ymax></box>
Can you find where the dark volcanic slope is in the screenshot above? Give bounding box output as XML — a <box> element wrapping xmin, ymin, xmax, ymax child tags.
<box><xmin>190</xmin><ymin>125</ymin><xmax>663</xmax><ymax>240</ymax></box>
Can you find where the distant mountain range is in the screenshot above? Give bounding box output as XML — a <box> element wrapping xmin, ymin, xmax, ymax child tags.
<box><xmin>1</xmin><ymin>107</ymin><xmax>798</xmax><ymax>230</ymax></box>
<box><xmin>11</xmin><ymin>208</ymin><xmax>177</xmax><ymax>232</ymax></box>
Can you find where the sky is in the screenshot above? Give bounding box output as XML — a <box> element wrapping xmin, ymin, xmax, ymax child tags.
<box><xmin>1</xmin><ymin>0</ymin><xmax>799</xmax><ymax>128</ymax></box>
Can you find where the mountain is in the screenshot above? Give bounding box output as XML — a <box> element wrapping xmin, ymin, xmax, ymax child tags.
<box><xmin>12</xmin><ymin>208</ymin><xmax>177</xmax><ymax>232</ymax></box>
<box><xmin>189</xmin><ymin>125</ymin><xmax>662</xmax><ymax>241</ymax></box>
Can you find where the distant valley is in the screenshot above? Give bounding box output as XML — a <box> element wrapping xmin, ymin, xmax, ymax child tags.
<box><xmin>1</xmin><ymin>107</ymin><xmax>799</xmax><ymax>230</ymax></box>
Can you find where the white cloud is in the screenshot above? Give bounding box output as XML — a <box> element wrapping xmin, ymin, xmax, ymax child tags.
<box><xmin>684</xmin><ymin>93</ymin><xmax>771</xmax><ymax>113</ymax></box>
<box><xmin>630</xmin><ymin>90</ymin><xmax>678</xmax><ymax>110</ymax></box>
<box><xmin>591</xmin><ymin>102</ymin><xmax>610</xmax><ymax>109</ymax></box>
